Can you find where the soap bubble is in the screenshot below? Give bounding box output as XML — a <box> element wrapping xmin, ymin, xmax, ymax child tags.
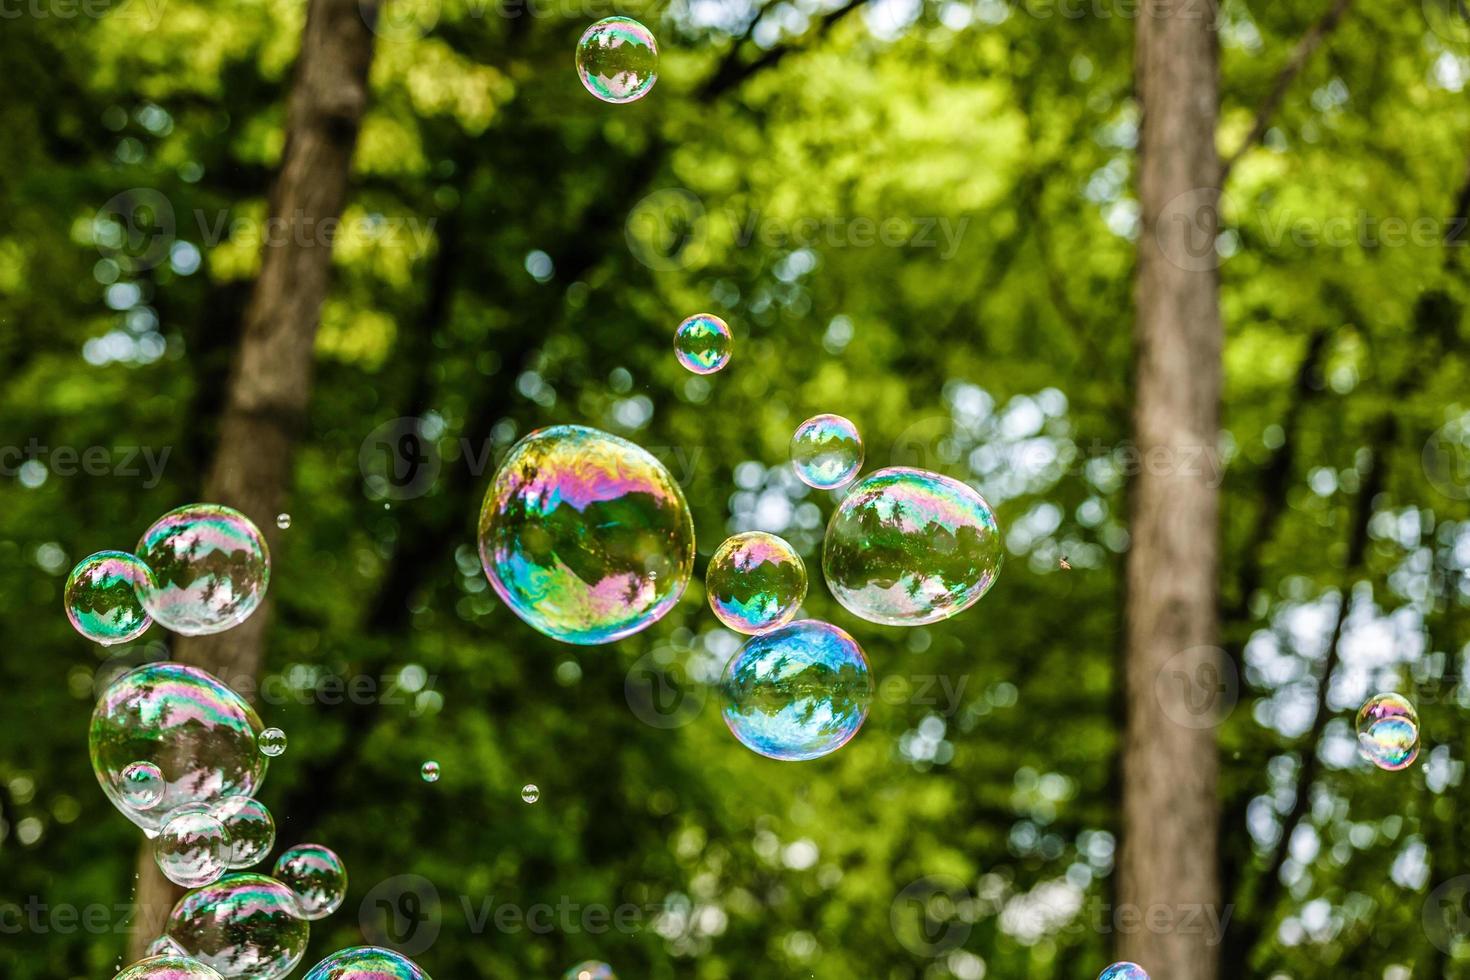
<box><xmin>563</xmin><ymin>963</ymin><xmax>617</xmax><ymax>980</ymax></box>
<box><xmin>822</xmin><ymin>467</ymin><xmax>1002</xmax><ymax>626</ymax></box>
<box><xmin>522</xmin><ymin>783</ymin><xmax>541</xmax><ymax>803</ymax></box>
<box><xmin>213</xmin><ymin>797</ymin><xmax>276</xmax><ymax>869</ymax></box>
<box><xmin>478</xmin><ymin>425</ymin><xmax>695</xmax><ymax>644</ymax></box>
<box><xmin>576</xmin><ymin>17</ymin><xmax>658</xmax><ymax>104</ymax></box>
<box><xmin>258</xmin><ymin>728</ymin><xmax>287</xmax><ymax>758</ymax></box>
<box><xmin>121</xmin><ymin>761</ymin><xmax>166</xmax><ymax>810</ymax></box>
<box><xmin>114</xmin><ymin>955</ymin><xmax>226</xmax><ymax>980</ymax></box>
<box><xmin>274</xmin><ymin>844</ymin><xmax>348</xmax><ymax>920</ymax></box>
<box><xmin>303</xmin><ymin>947</ymin><xmax>431</xmax><ymax>980</ymax></box>
<box><xmin>90</xmin><ymin>662</ymin><xmax>268</xmax><ymax>834</ymax></box>
<box><xmin>790</xmin><ymin>415</ymin><xmax>863</xmax><ymax>490</ymax></box>
<box><xmin>166</xmin><ymin>873</ymin><xmax>310</xmax><ymax>980</ymax></box>
<box><xmin>1099</xmin><ymin>964</ymin><xmax>1150</xmax><ymax>980</ymax></box>
<box><xmin>276</xmin><ymin>514</ymin><xmax>291</xmax><ymax>530</ymax></box>
<box><xmin>421</xmin><ymin>761</ymin><xmax>440</xmax><ymax>783</ymax></box>
<box><xmin>65</xmin><ymin>550</ymin><xmax>156</xmax><ymax>645</ymax></box>
<box><xmin>1356</xmin><ymin>692</ymin><xmax>1420</xmax><ymax>771</ymax></box>
<box><xmin>706</xmin><ymin>532</ymin><xmax>807</xmax><ymax>634</ymax></box>
<box><xmin>673</xmin><ymin>314</ymin><xmax>732</xmax><ymax>375</ymax></box>
<box><xmin>155</xmin><ymin>806</ymin><xmax>231</xmax><ymax>888</ymax></box>
<box><xmin>135</xmin><ymin>504</ymin><xmax>271</xmax><ymax>636</ymax></box>
<box><xmin>721</xmin><ymin>619</ymin><xmax>873</xmax><ymax>761</ymax></box>
<box><xmin>146</xmin><ymin>935</ymin><xmax>188</xmax><ymax>957</ymax></box>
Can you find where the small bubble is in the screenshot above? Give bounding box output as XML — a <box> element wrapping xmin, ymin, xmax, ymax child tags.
<box><xmin>276</xmin><ymin>513</ymin><xmax>292</xmax><ymax>530</ymax></box>
<box><xmin>120</xmin><ymin>761</ymin><xmax>165</xmax><ymax>810</ymax></box>
<box><xmin>576</xmin><ymin>17</ymin><xmax>659</xmax><ymax>104</ymax></box>
<box><xmin>673</xmin><ymin>314</ymin><xmax>732</xmax><ymax>375</ymax></box>
<box><xmin>421</xmin><ymin>761</ymin><xmax>441</xmax><ymax>783</ymax></box>
<box><xmin>258</xmin><ymin>728</ymin><xmax>288</xmax><ymax>758</ymax></box>
<box><xmin>274</xmin><ymin>843</ymin><xmax>348</xmax><ymax>921</ymax></box>
<box><xmin>1356</xmin><ymin>693</ymin><xmax>1420</xmax><ymax>771</ymax></box>
<box><xmin>521</xmin><ymin>784</ymin><xmax>541</xmax><ymax>804</ymax></box>
<box><xmin>790</xmin><ymin>414</ymin><xmax>863</xmax><ymax>490</ymax></box>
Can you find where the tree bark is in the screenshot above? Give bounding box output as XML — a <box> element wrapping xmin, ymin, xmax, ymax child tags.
<box><xmin>126</xmin><ymin>0</ymin><xmax>377</xmax><ymax>960</ymax></box>
<box><xmin>1119</xmin><ymin>1</ymin><xmax>1222</xmax><ymax>978</ymax></box>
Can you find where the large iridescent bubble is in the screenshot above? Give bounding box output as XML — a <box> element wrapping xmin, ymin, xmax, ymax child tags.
<box><xmin>1099</xmin><ymin>964</ymin><xmax>1150</xmax><ymax>980</ymax></box>
<box><xmin>90</xmin><ymin>663</ymin><xmax>268</xmax><ymax>834</ymax></box>
<box><xmin>790</xmin><ymin>414</ymin><xmax>863</xmax><ymax>490</ymax></box>
<box><xmin>706</xmin><ymin>532</ymin><xmax>807</xmax><ymax>634</ymax></box>
<box><xmin>136</xmin><ymin>504</ymin><xmax>270</xmax><ymax>636</ymax></box>
<box><xmin>822</xmin><ymin>467</ymin><xmax>1002</xmax><ymax>626</ymax></box>
<box><xmin>66</xmin><ymin>550</ymin><xmax>157</xmax><ymax>644</ymax></box>
<box><xmin>115</xmin><ymin>956</ymin><xmax>226</xmax><ymax>980</ymax></box>
<box><xmin>563</xmin><ymin>963</ymin><xmax>618</xmax><ymax>980</ymax></box>
<box><xmin>166</xmin><ymin>873</ymin><xmax>309</xmax><ymax>980</ymax></box>
<box><xmin>1356</xmin><ymin>692</ymin><xmax>1420</xmax><ymax>771</ymax></box>
<box><xmin>721</xmin><ymin>620</ymin><xmax>873</xmax><ymax>761</ymax></box>
<box><xmin>575</xmin><ymin>17</ymin><xmax>658</xmax><ymax>104</ymax></box>
<box><xmin>303</xmin><ymin>947</ymin><xmax>432</xmax><ymax>980</ymax></box>
<box><xmin>673</xmin><ymin>314</ymin><xmax>732</xmax><ymax>375</ymax></box>
<box><xmin>273</xmin><ymin>843</ymin><xmax>347</xmax><ymax>920</ymax></box>
<box><xmin>478</xmin><ymin>425</ymin><xmax>695</xmax><ymax>644</ymax></box>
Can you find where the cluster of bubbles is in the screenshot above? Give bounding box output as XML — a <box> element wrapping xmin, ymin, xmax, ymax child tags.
<box><xmin>1356</xmin><ymin>692</ymin><xmax>1421</xmax><ymax>771</ymax></box>
<box><xmin>672</xmin><ymin>313</ymin><xmax>733</xmax><ymax>375</ymax></box>
<box><xmin>65</xmin><ymin>504</ymin><xmax>271</xmax><ymax>644</ymax></box>
<box><xmin>575</xmin><ymin>16</ymin><xmax>658</xmax><ymax>104</ymax></box>
<box><xmin>1099</xmin><ymin>964</ymin><xmax>1150</xmax><ymax>980</ymax></box>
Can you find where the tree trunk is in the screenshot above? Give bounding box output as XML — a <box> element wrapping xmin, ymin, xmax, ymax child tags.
<box><xmin>126</xmin><ymin>0</ymin><xmax>377</xmax><ymax>960</ymax></box>
<box><xmin>1118</xmin><ymin>1</ymin><xmax>1222</xmax><ymax>978</ymax></box>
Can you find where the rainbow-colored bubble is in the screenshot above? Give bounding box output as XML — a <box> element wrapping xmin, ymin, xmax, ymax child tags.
<box><xmin>65</xmin><ymin>550</ymin><xmax>155</xmax><ymax>644</ymax></box>
<box><xmin>90</xmin><ymin>662</ymin><xmax>268</xmax><ymax>834</ymax></box>
<box><xmin>673</xmin><ymin>314</ymin><xmax>732</xmax><ymax>375</ymax></box>
<box><xmin>303</xmin><ymin>947</ymin><xmax>431</xmax><ymax>980</ymax></box>
<box><xmin>135</xmin><ymin>504</ymin><xmax>270</xmax><ymax>636</ymax></box>
<box><xmin>576</xmin><ymin>17</ymin><xmax>658</xmax><ymax>104</ymax></box>
<box><xmin>822</xmin><ymin>467</ymin><xmax>1002</xmax><ymax>626</ymax></box>
<box><xmin>1099</xmin><ymin>964</ymin><xmax>1150</xmax><ymax>980</ymax></box>
<box><xmin>1356</xmin><ymin>692</ymin><xmax>1420</xmax><ymax>771</ymax></box>
<box><xmin>478</xmin><ymin>425</ymin><xmax>695</xmax><ymax>644</ymax></box>
<box><xmin>114</xmin><ymin>956</ymin><xmax>226</xmax><ymax>980</ymax></box>
<box><xmin>706</xmin><ymin>532</ymin><xmax>807</xmax><ymax>634</ymax></box>
<box><xmin>166</xmin><ymin>873</ymin><xmax>309</xmax><ymax>980</ymax></box>
<box><xmin>213</xmin><ymin>796</ymin><xmax>276</xmax><ymax>869</ymax></box>
<box><xmin>563</xmin><ymin>963</ymin><xmax>618</xmax><ymax>980</ymax></box>
<box><xmin>274</xmin><ymin>843</ymin><xmax>348</xmax><ymax>920</ymax></box>
<box><xmin>790</xmin><ymin>414</ymin><xmax>863</xmax><ymax>490</ymax></box>
<box><xmin>721</xmin><ymin>619</ymin><xmax>873</xmax><ymax>761</ymax></box>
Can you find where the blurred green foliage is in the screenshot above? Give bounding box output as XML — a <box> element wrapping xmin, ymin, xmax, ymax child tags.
<box><xmin>3</xmin><ymin>0</ymin><xmax>1470</xmax><ymax>976</ymax></box>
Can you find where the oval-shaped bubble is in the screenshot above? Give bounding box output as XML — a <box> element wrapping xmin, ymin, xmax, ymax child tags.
<box><xmin>155</xmin><ymin>806</ymin><xmax>231</xmax><ymax>888</ymax></box>
<box><xmin>1099</xmin><ymin>964</ymin><xmax>1151</xmax><ymax>980</ymax></box>
<box><xmin>90</xmin><ymin>662</ymin><xmax>268</xmax><ymax>834</ymax></box>
<box><xmin>706</xmin><ymin>532</ymin><xmax>807</xmax><ymax>634</ymax></box>
<box><xmin>563</xmin><ymin>963</ymin><xmax>618</xmax><ymax>980</ymax></box>
<box><xmin>1356</xmin><ymin>692</ymin><xmax>1420</xmax><ymax>771</ymax></box>
<box><xmin>822</xmin><ymin>467</ymin><xmax>1002</xmax><ymax>626</ymax></box>
<box><xmin>576</xmin><ymin>16</ymin><xmax>658</xmax><ymax>104</ymax></box>
<box><xmin>478</xmin><ymin>425</ymin><xmax>695</xmax><ymax>644</ymax></box>
<box><xmin>166</xmin><ymin>873</ymin><xmax>309</xmax><ymax>980</ymax></box>
<box><xmin>721</xmin><ymin>619</ymin><xmax>873</xmax><ymax>761</ymax></box>
<box><xmin>673</xmin><ymin>314</ymin><xmax>732</xmax><ymax>375</ymax></box>
<box><xmin>790</xmin><ymin>415</ymin><xmax>863</xmax><ymax>490</ymax></box>
<box><xmin>136</xmin><ymin>504</ymin><xmax>270</xmax><ymax>636</ymax></box>
<box><xmin>65</xmin><ymin>550</ymin><xmax>156</xmax><ymax>645</ymax></box>
<box><xmin>213</xmin><ymin>797</ymin><xmax>276</xmax><ymax>869</ymax></box>
<box><xmin>303</xmin><ymin>947</ymin><xmax>431</xmax><ymax>980</ymax></box>
<box><xmin>115</xmin><ymin>955</ymin><xmax>226</xmax><ymax>980</ymax></box>
<box><xmin>274</xmin><ymin>844</ymin><xmax>347</xmax><ymax>921</ymax></box>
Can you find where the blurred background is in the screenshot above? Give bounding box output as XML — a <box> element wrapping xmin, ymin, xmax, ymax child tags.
<box><xmin>4</xmin><ymin>0</ymin><xmax>1470</xmax><ymax>975</ymax></box>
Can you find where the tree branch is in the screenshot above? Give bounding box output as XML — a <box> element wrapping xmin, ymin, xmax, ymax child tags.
<box><xmin>1220</xmin><ymin>0</ymin><xmax>1356</xmax><ymax>184</ymax></box>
